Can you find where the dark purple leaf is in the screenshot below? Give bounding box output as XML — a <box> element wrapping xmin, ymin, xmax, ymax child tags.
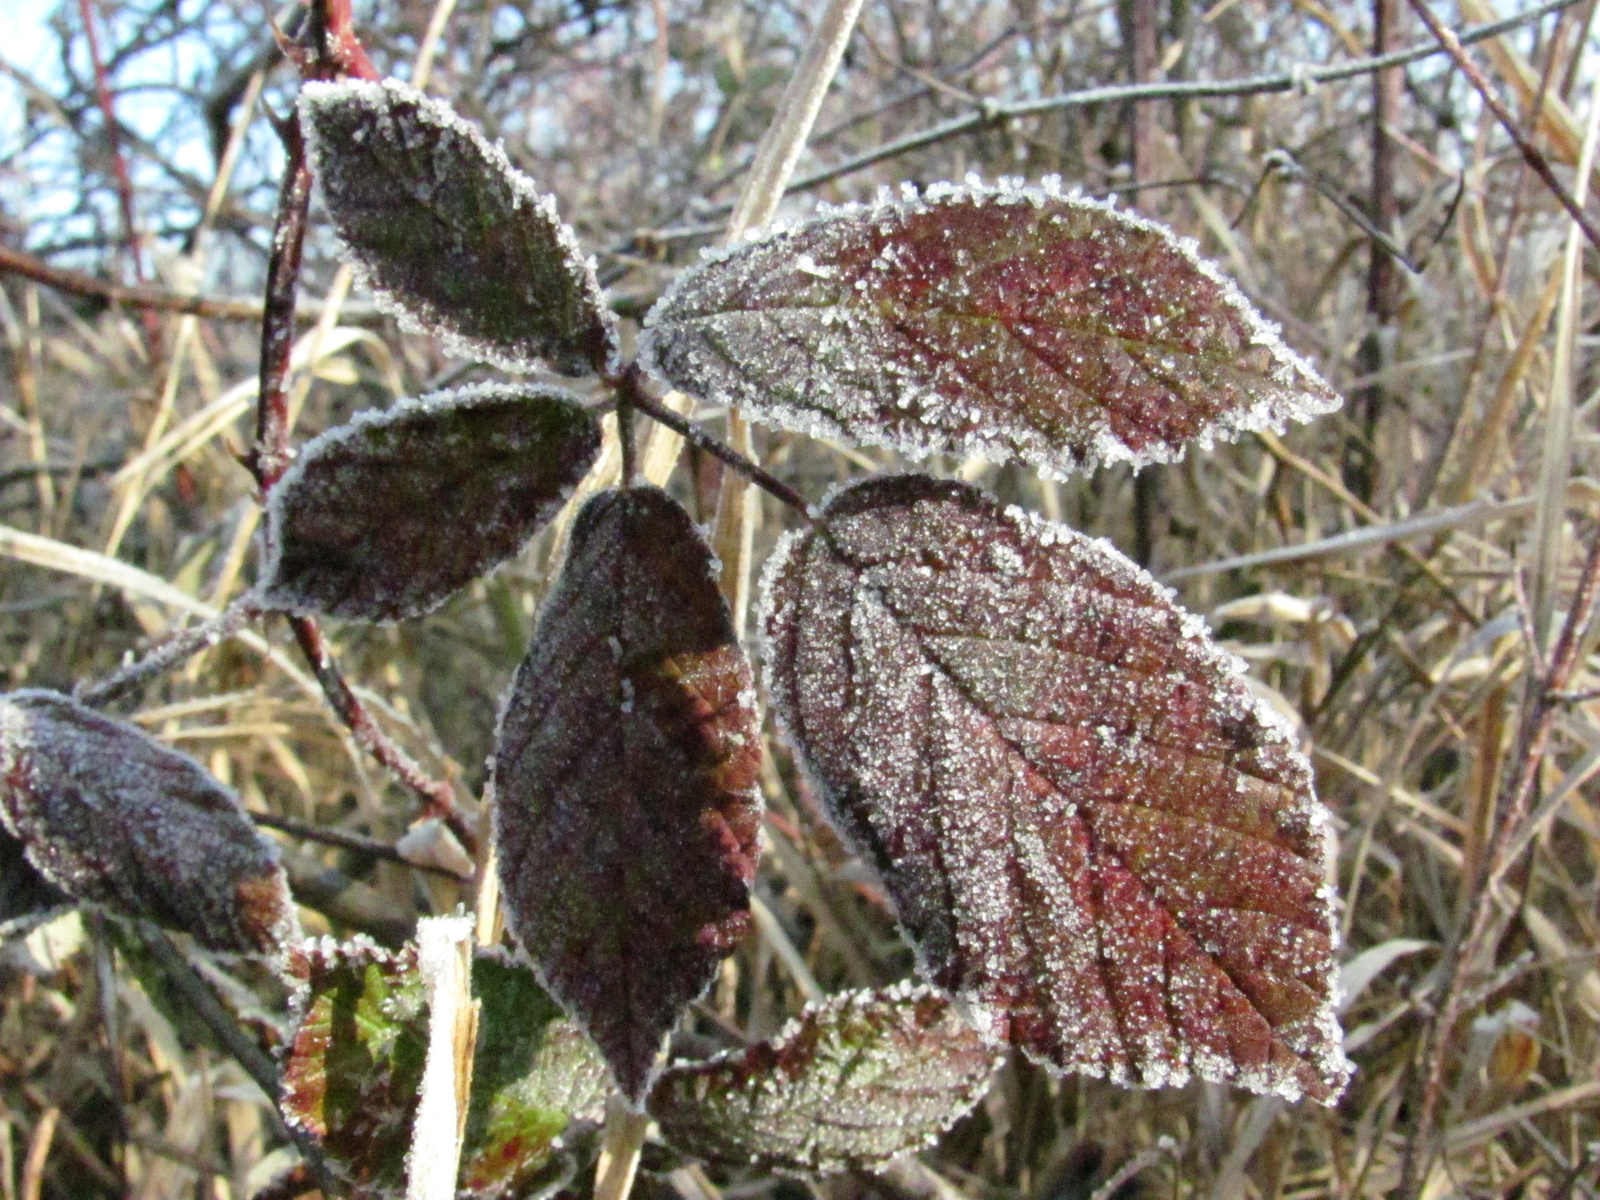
<box><xmin>761</xmin><ymin>476</ymin><xmax>1350</xmax><ymax>1103</ymax></box>
<box><xmin>299</xmin><ymin>79</ymin><xmax>615</xmax><ymax>376</ymax></box>
<box><xmin>0</xmin><ymin>690</ymin><xmax>299</xmax><ymax>957</ymax></box>
<box><xmin>490</xmin><ymin>485</ymin><xmax>762</xmax><ymax>1103</ymax></box>
<box><xmin>642</xmin><ymin>178</ymin><xmax>1340</xmax><ymax>476</ymax></box>
<box><xmin>259</xmin><ymin>384</ymin><xmax>600</xmax><ymax>621</ymax></box>
<box><xmin>649</xmin><ymin>984</ymin><xmax>998</xmax><ymax>1176</ymax></box>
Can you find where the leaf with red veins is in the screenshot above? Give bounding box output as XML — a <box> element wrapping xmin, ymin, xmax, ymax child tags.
<box><xmin>0</xmin><ymin>690</ymin><xmax>300</xmax><ymax>958</ymax></box>
<box><xmin>761</xmin><ymin>476</ymin><xmax>1350</xmax><ymax>1103</ymax></box>
<box><xmin>650</xmin><ymin>983</ymin><xmax>998</xmax><ymax>1176</ymax></box>
<box><xmin>260</xmin><ymin>384</ymin><xmax>600</xmax><ymax>621</ymax></box>
<box><xmin>299</xmin><ymin>79</ymin><xmax>616</xmax><ymax>376</ymax></box>
<box><xmin>490</xmin><ymin>485</ymin><xmax>762</xmax><ymax>1103</ymax></box>
<box><xmin>641</xmin><ymin>177</ymin><xmax>1340</xmax><ymax>477</ymax></box>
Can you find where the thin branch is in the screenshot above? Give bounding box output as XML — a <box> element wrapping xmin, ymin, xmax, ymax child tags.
<box><xmin>253</xmin><ymin>810</ymin><xmax>466</xmax><ymax>877</ymax></box>
<box><xmin>0</xmin><ymin>244</ymin><xmax>277</xmax><ymax>321</ymax></box>
<box><xmin>777</xmin><ymin>0</ymin><xmax>1582</xmax><ymax>197</ymax></box>
<box><xmin>1404</xmin><ymin>0</ymin><xmax>1600</xmax><ymax>257</ymax></box>
<box><xmin>76</xmin><ymin>596</ymin><xmax>262</xmax><ymax>707</ymax></box>
<box><xmin>253</xmin><ymin>116</ymin><xmax>313</xmax><ymax>492</ymax></box>
<box><xmin>621</xmin><ymin>377</ymin><xmax>812</xmax><ymax>519</ymax></box>
<box><xmin>136</xmin><ymin>926</ymin><xmax>336</xmax><ymax>1195</ymax></box>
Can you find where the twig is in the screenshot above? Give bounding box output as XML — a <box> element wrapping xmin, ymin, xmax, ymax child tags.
<box><xmin>76</xmin><ymin>596</ymin><xmax>262</xmax><ymax>707</ymax></box>
<box><xmin>776</xmin><ymin>0</ymin><xmax>1581</xmax><ymax>197</ymax></box>
<box><xmin>1403</xmin><ymin>0</ymin><xmax>1600</xmax><ymax>257</ymax></box>
<box><xmin>0</xmin><ymin>244</ymin><xmax>279</xmax><ymax>321</ymax></box>
<box><xmin>253</xmin><ymin>117</ymin><xmax>313</xmax><ymax>493</ymax></box>
<box><xmin>620</xmin><ymin>373</ymin><xmax>812</xmax><ymax>519</ymax></box>
<box><xmin>136</xmin><ymin>926</ymin><xmax>337</xmax><ymax>1195</ymax></box>
<box><xmin>75</xmin><ymin>0</ymin><xmax>143</xmax><ymax>287</ymax></box>
<box><xmin>1088</xmin><ymin>1137</ymin><xmax>1177</xmax><ymax>1200</ymax></box>
<box><xmin>253</xmin><ymin>809</ymin><xmax>466</xmax><ymax>876</ymax></box>
<box><xmin>287</xmin><ymin>615</ymin><xmax>476</xmax><ymax>854</ymax></box>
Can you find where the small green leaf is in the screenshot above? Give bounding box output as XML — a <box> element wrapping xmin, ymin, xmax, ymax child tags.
<box><xmin>459</xmin><ymin>949</ymin><xmax>609</xmax><ymax>1198</ymax></box>
<box><xmin>649</xmin><ymin>984</ymin><xmax>999</xmax><ymax>1176</ymax></box>
<box><xmin>281</xmin><ymin>938</ymin><xmax>428</xmax><ymax>1199</ymax></box>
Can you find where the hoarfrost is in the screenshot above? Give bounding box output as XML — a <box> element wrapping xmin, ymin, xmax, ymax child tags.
<box><xmin>761</xmin><ymin>476</ymin><xmax>1352</xmax><ymax>1104</ymax></box>
<box><xmin>259</xmin><ymin>383</ymin><xmax>600</xmax><ymax>622</ymax></box>
<box><xmin>0</xmin><ymin>690</ymin><xmax>299</xmax><ymax>958</ymax></box>
<box><xmin>490</xmin><ymin>485</ymin><xmax>762</xmax><ymax>1104</ymax></box>
<box><xmin>642</xmin><ymin>177</ymin><xmax>1340</xmax><ymax>478</ymax></box>
<box><xmin>299</xmin><ymin>79</ymin><xmax>616</xmax><ymax>376</ymax></box>
<box><xmin>649</xmin><ymin>984</ymin><xmax>998</xmax><ymax>1175</ymax></box>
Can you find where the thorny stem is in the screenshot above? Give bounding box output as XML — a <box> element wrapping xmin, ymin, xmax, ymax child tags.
<box><xmin>616</xmin><ymin>368</ymin><xmax>813</xmax><ymax>521</ymax></box>
<box><xmin>75</xmin><ymin>595</ymin><xmax>263</xmax><ymax>708</ymax></box>
<box><xmin>1403</xmin><ymin>0</ymin><xmax>1600</xmax><ymax>258</ymax></box>
<box><xmin>1397</xmin><ymin>522</ymin><xmax>1600</xmax><ymax>1196</ymax></box>
<box><xmin>248</xmin><ymin>0</ymin><xmax>474</xmax><ymax>854</ymax></box>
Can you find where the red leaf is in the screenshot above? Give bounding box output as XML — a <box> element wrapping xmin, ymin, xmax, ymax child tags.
<box><xmin>299</xmin><ymin>79</ymin><xmax>615</xmax><ymax>376</ymax></box>
<box><xmin>642</xmin><ymin>179</ymin><xmax>1339</xmax><ymax>476</ymax></box>
<box><xmin>0</xmin><ymin>690</ymin><xmax>300</xmax><ymax>957</ymax></box>
<box><xmin>650</xmin><ymin>984</ymin><xmax>998</xmax><ymax>1176</ymax></box>
<box><xmin>490</xmin><ymin>486</ymin><xmax>762</xmax><ymax>1103</ymax></box>
<box><xmin>761</xmin><ymin>476</ymin><xmax>1350</xmax><ymax>1103</ymax></box>
<box><xmin>260</xmin><ymin>384</ymin><xmax>600</xmax><ymax>621</ymax></box>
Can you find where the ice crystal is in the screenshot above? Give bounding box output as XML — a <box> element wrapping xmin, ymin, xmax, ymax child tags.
<box><xmin>300</xmin><ymin>79</ymin><xmax>616</xmax><ymax>376</ymax></box>
<box><xmin>761</xmin><ymin>477</ymin><xmax>1352</xmax><ymax>1103</ymax></box>
<box><xmin>490</xmin><ymin>485</ymin><xmax>763</xmax><ymax>1104</ymax></box>
<box><xmin>259</xmin><ymin>383</ymin><xmax>600</xmax><ymax>622</ymax></box>
<box><xmin>650</xmin><ymin>983</ymin><xmax>999</xmax><ymax>1176</ymax></box>
<box><xmin>0</xmin><ymin>690</ymin><xmax>299</xmax><ymax>958</ymax></box>
<box><xmin>642</xmin><ymin>176</ymin><xmax>1340</xmax><ymax>478</ymax></box>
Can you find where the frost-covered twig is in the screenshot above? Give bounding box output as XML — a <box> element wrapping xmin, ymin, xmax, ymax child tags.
<box><xmin>76</xmin><ymin>595</ymin><xmax>262</xmax><ymax>708</ymax></box>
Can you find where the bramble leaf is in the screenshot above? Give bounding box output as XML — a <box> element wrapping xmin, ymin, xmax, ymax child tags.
<box><xmin>491</xmin><ymin>485</ymin><xmax>762</xmax><ymax>1103</ymax></box>
<box><xmin>642</xmin><ymin>178</ymin><xmax>1340</xmax><ymax>477</ymax></box>
<box><xmin>0</xmin><ymin>690</ymin><xmax>299</xmax><ymax>957</ymax></box>
<box><xmin>649</xmin><ymin>983</ymin><xmax>998</xmax><ymax>1175</ymax></box>
<box><xmin>281</xmin><ymin>937</ymin><xmax>427</xmax><ymax>1199</ymax></box>
<box><xmin>761</xmin><ymin>476</ymin><xmax>1351</xmax><ymax>1103</ymax></box>
<box><xmin>281</xmin><ymin>939</ymin><xmax>606</xmax><ymax>1200</ymax></box>
<box><xmin>460</xmin><ymin>949</ymin><xmax>609</xmax><ymax>1198</ymax></box>
<box><xmin>260</xmin><ymin>384</ymin><xmax>600</xmax><ymax>621</ymax></box>
<box><xmin>299</xmin><ymin>78</ymin><xmax>616</xmax><ymax>375</ymax></box>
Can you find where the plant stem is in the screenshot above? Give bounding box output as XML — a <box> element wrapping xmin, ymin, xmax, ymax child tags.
<box><xmin>593</xmin><ymin>1098</ymin><xmax>650</xmax><ymax>1200</ymax></box>
<box><xmin>76</xmin><ymin>596</ymin><xmax>262</xmax><ymax>707</ymax></box>
<box><xmin>618</xmin><ymin>372</ymin><xmax>812</xmax><ymax>519</ymax></box>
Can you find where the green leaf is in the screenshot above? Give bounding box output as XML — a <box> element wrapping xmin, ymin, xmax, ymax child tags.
<box><xmin>649</xmin><ymin>985</ymin><xmax>999</xmax><ymax>1176</ymax></box>
<box><xmin>281</xmin><ymin>938</ymin><xmax>428</xmax><ymax>1199</ymax></box>
<box><xmin>459</xmin><ymin>949</ymin><xmax>609</xmax><ymax>1198</ymax></box>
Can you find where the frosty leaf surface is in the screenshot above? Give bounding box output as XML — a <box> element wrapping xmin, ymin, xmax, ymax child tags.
<box><xmin>761</xmin><ymin>477</ymin><xmax>1351</xmax><ymax>1103</ymax></box>
<box><xmin>0</xmin><ymin>690</ymin><xmax>299</xmax><ymax>957</ymax></box>
<box><xmin>260</xmin><ymin>384</ymin><xmax>600</xmax><ymax>621</ymax></box>
<box><xmin>281</xmin><ymin>938</ymin><xmax>427</xmax><ymax>1199</ymax></box>
<box><xmin>460</xmin><ymin>949</ymin><xmax>609</xmax><ymax>1198</ymax></box>
<box><xmin>282</xmin><ymin>940</ymin><xmax>606</xmax><ymax>1200</ymax></box>
<box><xmin>491</xmin><ymin>485</ymin><xmax>762</xmax><ymax>1103</ymax></box>
<box><xmin>649</xmin><ymin>983</ymin><xmax>997</xmax><ymax>1176</ymax></box>
<box><xmin>642</xmin><ymin>177</ymin><xmax>1340</xmax><ymax>476</ymax></box>
<box><xmin>0</xmin><ymin>824</ymin><xmax>71</xmax><ymax>943</ymax></box>
<box><xmin>299</xmin><ymin>79</ymin><xmax>615</xmax><ymax>375</ymax></box>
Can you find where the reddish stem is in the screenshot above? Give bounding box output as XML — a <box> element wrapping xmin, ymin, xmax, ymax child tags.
<box><xmin>254</xmin><ymin>118</ymin><xmax>312</xmax><ymax>492</ymax></box>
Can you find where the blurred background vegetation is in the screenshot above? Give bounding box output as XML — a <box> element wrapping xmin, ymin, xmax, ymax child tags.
<box><xmin>2</xmin><ymin>0</ymin><xmax>1599</xmax><ymax>1196</ymax></box>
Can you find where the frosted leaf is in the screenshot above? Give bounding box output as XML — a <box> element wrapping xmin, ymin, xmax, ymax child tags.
<box><xmin>459</xmin><ymin>948</ymin><xmax>609</xmax><ymax>1198</ymax></box>
<box><xmin>650</xmin><ymin>983</ymin><xmax>998</xmax><ymax>1176</ymax></box>
<box><xmin>299</xmin><ymin>79</ymin><xmax>616</xmax><ymax>376</ymax></box>
<box><xmin>642</xmin><ymin>178</ymin><xmax>1341</xmax><ymax>477</ymax></box>
<box><xmin>281</xmin><ymin>938</ymin><xmax>605</xmax><ymax>1200</ymax></box>
<box><xmin>260</xmin><ymin>384</ymin><xmax>600</xmax><ymax>622</ymax></box>
<box><xmin>761</xmin><ymin>477</ymin><xmax>1351</xmax><ymax>1103</ymax></box>
<box><xmin>281</xmin><ymin>937</ymin><xmax>427</xmax><ymax>1199</ymax></box>
<box><xmin>0</xmin><ymin>690</ymin><xmax>299</xmax><ymax>958</ymax></box>
<box><xmin>0</xmin><ymin>825</ymin><xmax>71</xmax><ymax>943</ymax></box>
<box><xmin>490</xmin><ymin>485</ymin><xmax>762</xmax><ymax>1103</ymax></box>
